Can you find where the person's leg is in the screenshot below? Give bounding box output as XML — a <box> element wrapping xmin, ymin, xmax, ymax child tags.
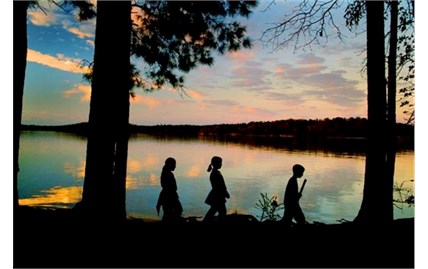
<box><xmin>282</xmin><ymin>206</ymin><xmax>293</xmax><ymax>225</ymax></box>
<box><xmin>172</xmin><ymin>200</ymin><xmax>183</xmax><ymax>222</ymax></box>
<box><xmin>203</xmin><ymin>206</ymin><xmax>217</xmax><ymax>222</ymax></box>
<box><xmin>162</xmin><ymin>206</ymin><xmax>173</xmax><ymax>222</ymax></box>
<box><xmin>294</xmin><ymin>205</ymin><xmax>306</xmax><ymax>225</ymax></box>
<box><xmin>217</xmin><ymin>204</ymin><xmax>227</xmax><ymax>220</ymax></box>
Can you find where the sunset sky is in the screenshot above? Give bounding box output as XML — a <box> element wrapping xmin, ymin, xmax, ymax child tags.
<box><xmin>19</xmin><ymin>0</ymin><xmax>414</xmax><ymax>126</ymax></box>
<box><xmin>1</xmin><ymin>1</ymin><xmax>425</xmax><ymax>268</ymax></box>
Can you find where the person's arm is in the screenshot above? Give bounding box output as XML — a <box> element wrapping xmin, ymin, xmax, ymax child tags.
<box><xmin>211</xmin><ymin>171</ymin><xmax>224</xmax><ymax>188</ymax></box>
<box><xmin>285</xmin><ymin>178</ymin><xmax>299</xmax><ymax>203</ymax></box>
<box><xmin>161</xmin><ymin>171</ymin><xmax>177</xmax><ymax>192</ymax></box>
<box><xmin>217</xmin><ymin>172</ymin><xmax>229</xmax><ymax>198</ymax></box>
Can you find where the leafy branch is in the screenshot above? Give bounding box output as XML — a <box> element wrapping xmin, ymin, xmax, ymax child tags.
<box><xmin>255</xmin><ymin>193</ymin><xmax>284</xmax><ymax>222</ymax></box>
<box><xmin>393</xmin><ymin>179</ymin><xmax>414</xmax><ymax>209</ymax></box>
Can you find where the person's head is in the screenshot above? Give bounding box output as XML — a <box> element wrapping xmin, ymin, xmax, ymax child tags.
<box><xmin>292</xmin><ymin>164</ymin><xmax>305</xmax><ymax>178</ymax></box>
<box><xmin>207</xmin><ymin>156</ymin><xmax>222</xmax><ymax>172</ymax></box>
<box><xmin>164</xmin><ymin>157</ymin><xmax>176</xmax><ymax>171</ymax></box>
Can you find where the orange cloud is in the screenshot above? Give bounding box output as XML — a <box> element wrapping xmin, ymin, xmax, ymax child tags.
<box><xmin>187</xmin><ymin>89</ymin><xmax>205</xmax><ymax>100</ymax></box>
<box><xmin>131</xmin><ymin>95</ymin><xmax>161</xmax><ymax>108</ymax></box>
<box><xmin>300</xmin><ymin>64</ymin><xmax>325</xmax><ymax>74</ymax></box>
<box><xmin>197</xmin><ymin>103</ymin><xmax>208</xmax><ymax>111</ymax></box>
<box><xmin>232</xmin><ymin>105</ymin><xmax>242</xmax><ymax>112</ymax></box>
<box><xmin>245</xmin><ymin>107</ymin><xmax>255</xmax><ymax>114</ymax></box>
<box><xmin>275</xmin><ymin>66</ymin><xmax>285</xmax><ymax>75</ymax></box>
<box><xmin>86</xmin><ymin>39</ymin><xmax>95</xmax><ymax>47</ymax></box>
<box><xmin>63</xmin><ymin>84</ymin><xmax>91</xmax><ymax>103</ymax></box>
<box><xmin>228</xmin><ymin>50</ymin><xmax>254</xmax><ymax>61</ymax></box>
<box><xmin>228</xmin><ymin>104</ymin><xmax>255</xmax><ymax>115</ymax></box>
<box><xmin>232</xmin><ymin>105</ymin><xmax>256</xmax><ymax>113</ymax></box>
<box><xmin>28</xmin><ymin>9</ymin><xmax>57</xmax><ymax>26</ymax></box>
<box><xmin>68</xmin><ymin>27</ymin><xmax>94</xmax><ymax>39</ymax></box>
<box><xmin>27</xmin><ymin>49</ymin><xmax>89</xmax><ymax>74</ymax></box>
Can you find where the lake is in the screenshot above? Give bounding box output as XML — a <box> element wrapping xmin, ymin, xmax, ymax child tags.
<box><xmin>17</xmin><ymin>131</ymin><xmax>415</xmax><ymax>224</ymax></box>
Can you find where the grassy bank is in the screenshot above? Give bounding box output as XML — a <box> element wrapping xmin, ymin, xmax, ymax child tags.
<box><xmin>14</xmin><ymin>206</ymin><xmax>414</xmax><ymax>268</ymax></box>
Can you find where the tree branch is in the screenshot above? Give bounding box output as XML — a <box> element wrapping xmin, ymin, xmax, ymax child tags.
<box><xmin>260</xmin><ymin>0</ymin><xmax>343</xmax><ymax>52</ymax></box>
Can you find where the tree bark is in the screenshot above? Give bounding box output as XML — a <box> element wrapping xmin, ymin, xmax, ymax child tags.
<box><xmin>386</xmin><ymin>0</ymin><xmax>398</xmax><ymax>220</ymax></box>
<box><xmin>13</xmin><ymin>1</ymin><xmax>29</xmax><ymax>210</ymax></box>
<box><xmin>77</xmin><ymin>0</ymin><xmax>131</xmax><ymax>221</ymax></box>
<box><xmin>355</xmin><ymin>1</ymin><xmax>391</xmax><ymax>223</ymax></box>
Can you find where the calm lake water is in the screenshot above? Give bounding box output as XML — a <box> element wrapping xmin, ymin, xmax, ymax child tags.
<box><xmin>18</xmin><ymin>131</ymin><xmax>415</xmax><ymax>224</ymax></box>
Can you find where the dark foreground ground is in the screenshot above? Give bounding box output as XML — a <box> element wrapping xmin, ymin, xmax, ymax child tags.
<box><xmin>14</xmin><ymin>206</ymin><xmax>414</xmax><ymax>268</ymax></box>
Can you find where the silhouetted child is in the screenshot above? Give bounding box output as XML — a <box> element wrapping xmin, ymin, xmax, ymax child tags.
<box><xmin>156</xmin><ymin>157</ymin><xmax>183</xmax><ymax>222</ymax></box>
<box><xmin>203</xmin><ymin>156</ymin><xmax>230</xmax><ymax>222</ymax></box>
<box><xmin>282</xmin><ymin>164</ymin><xmax>306</xmax><ymax>225</ymax></box>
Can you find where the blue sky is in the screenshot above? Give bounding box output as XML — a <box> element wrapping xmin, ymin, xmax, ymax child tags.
<box><xmin>17</xmin><ymin>0</ymin><xmax>416</xmax><ymax>125</ymax></box>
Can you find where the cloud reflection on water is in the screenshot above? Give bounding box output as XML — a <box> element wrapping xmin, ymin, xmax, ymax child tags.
<box><xmin>19</xmin><ymin>186</ymin><xmax>83</xmax><ymax>208</ymax></box>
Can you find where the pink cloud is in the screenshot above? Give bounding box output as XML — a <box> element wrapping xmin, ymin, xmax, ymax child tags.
<box><xmin>275</xmin><ymin>63</ymin><xmax>327</xmax><ymax>79</ymax></box>
<box><xmin>229</xmin><ymin>104</ymin><xmax>266</xmax><ymax>116</ymax></box>
<box><xmin>296</xmin><ymin>53</ymin><xmax>326</xmax><ymax>65</ymax></box>
<box><xmin>231</xmin><ymin>65</ymin><xmax>271</xmax><ymax>88</ymax></box>
<box><xmin>228</xmin><ymin>50</ymin><xmax>255</xmax><ymax>62</ymax></box>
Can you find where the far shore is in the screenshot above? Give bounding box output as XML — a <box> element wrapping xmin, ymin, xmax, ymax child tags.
<box><xmin>20</xmin><ymin>118</ymin><xmax>414</xmax><ymax>153</ymax></box>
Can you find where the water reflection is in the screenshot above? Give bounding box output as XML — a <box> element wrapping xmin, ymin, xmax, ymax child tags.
<box><xmin>18</xmin><ymin>132</ymin><xmax>414</xmax><ymax>223</ymax></box>
<box><xmin>63</xmin><ymin>161</ymin><xmax>86</xmax><ymax>180</ymax></box>
<box><xmin>127</xmin><ymin>159</ymin><xmax>144</xmax><ymax>173</ymax></box>
<box><xmin>19</xmin><ymin>186</ymin><xmax>83</xmax><ymax>208</ymax></box>
<box><xmin>126</xmin><ymin>173</ymin><xmax>159</xmax><ymax>189</ymax></box>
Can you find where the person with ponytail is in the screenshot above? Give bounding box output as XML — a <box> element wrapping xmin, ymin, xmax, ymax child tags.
<box><xmin>203</xmin><ymin>156</ymin><xmax>230</xmax><ymax>221</ymax></box>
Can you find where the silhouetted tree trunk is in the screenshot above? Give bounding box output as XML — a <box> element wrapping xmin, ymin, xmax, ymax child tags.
<box><xmin>354</xmin><ymin>1</ymin><xmax>391</xmax><ymax>223</ymax></box>
<box><xmin>386</xmin><ymin>0</ymin><xmax>398</xmax><ymax>220</ymax></box>
<box><xmin>77</xmin><ymin>0</ymin><xmax>131</xmax><ymax>221</ymax></box>
<box><xmin>13</xmin><ymin>1</ymin><xmax>94</xmax><ymax>213</ymax></box>
<box><xmin>14</xmin><ymin>0</ymin><xmax>29</xmax><ymax>210</ymax></box>
<box><xmin>75</xmin><ymin>1</ymin><xmax>258</xmax><ymax>221</ymax></box>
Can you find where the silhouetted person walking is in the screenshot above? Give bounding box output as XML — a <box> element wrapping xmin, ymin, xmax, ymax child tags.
<box><xmin>203</xmin><ymin>156</ymin><xmax>230</xmax><ymax>222</ymax></box>
<box><xmin>282</xmin><ymin>164</ymin><xmax>306</xmax><ymax>226</ymax></box>
<box><xmin>156</xmin><ymin>157</ymin><xmax>183</xmax><ymax>222</ymax></box>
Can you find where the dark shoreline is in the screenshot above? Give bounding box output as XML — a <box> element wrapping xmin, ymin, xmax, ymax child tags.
<box><xmin>14</xmin><ymin>206</ymin><xmax>414</xmax><ymax>268</ymax></box>
<box><xmin>20</xmin><ymin>118</ymin><xmax>414</xmax><ymax>154</ymax></box>
<box><xmin>20</xmin><ymin>117</ymin><xmax>415</xmax><ymax>140</ymax></box>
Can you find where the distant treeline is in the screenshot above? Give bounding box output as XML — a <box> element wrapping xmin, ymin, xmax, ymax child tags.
<box><xmin>21</xmin><ymin>122</ymin><xmax>89</xmax><ymax>136</ymax></box>
<box><xmin>21</xmin><ymin>117</ymin><xmax>414</xmax><ymax>151</ymax></box>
